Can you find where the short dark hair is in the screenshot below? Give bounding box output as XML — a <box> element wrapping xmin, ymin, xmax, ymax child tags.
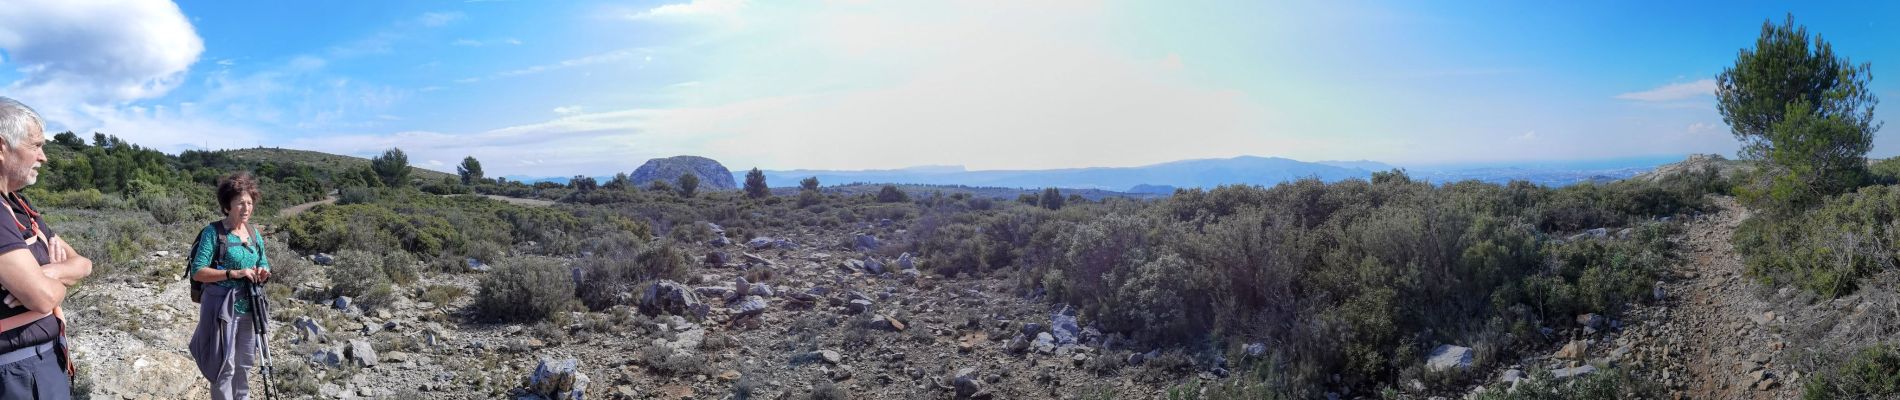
<box><xmin>216</xmin><ymin>171</ymin><xmax>261</xmax><ymax>215</ymax></box>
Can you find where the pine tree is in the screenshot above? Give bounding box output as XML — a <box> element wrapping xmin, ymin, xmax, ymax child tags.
<box><xmin>744</xmin><ymin>168</ymin><xmax>769</xmax><ymax>199</ymax></box>
<box><xmin>457</xmin><ymin>156</ymin><xmax>484</xmax><ymax>185</ymax></box>
<box><xmin>1717</xmin><ymin>15</ymin><xmax>1880</xmax><ymax>213</ymax></box>
<box><xmin>676</xmin><ymin>173</ymin><xmax>700</xmax><ymax>198</ymax></box>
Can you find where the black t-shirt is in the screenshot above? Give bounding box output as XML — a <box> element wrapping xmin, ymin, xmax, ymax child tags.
<box><xmin>0</xmin><ymin>192</ymin><xmax>61</xmax><ymax>352</ymax></box>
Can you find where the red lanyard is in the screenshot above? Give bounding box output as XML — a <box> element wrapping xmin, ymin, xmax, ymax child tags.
<box><xmin>3</xmin><ymin>194</ymin><xmax>36</xmax><ymax>240</ymax></box>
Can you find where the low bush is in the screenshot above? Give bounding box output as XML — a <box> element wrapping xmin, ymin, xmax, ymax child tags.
<box><xmin>1736</xmin><ymin>184</ymin><xmax>1900</xmax><ymax>298</ymax></box>
<box><xmin>475</xmin><ymin>257</ymin><xmax>580</xmax><ymax>322</ymax></box>
<box><xmin>1803</xmin><ymin>344</ymin><xmax>1900</xmax><ymax>399</ymax></box>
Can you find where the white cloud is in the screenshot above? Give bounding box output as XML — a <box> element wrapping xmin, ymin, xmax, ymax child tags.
<box><xmin>1511</xmin><ymin>130</ymin><xmax>1539</xmax><ymax>141</ymax></box>
<box><xmin>1615</xmin><ymin>79</ymin><xmax>1716</xmax><ymax>102</ymax></box>
<box><xmin>553</xmin><ymin>106</ymin><xmax>584</xmax><ymax>115</ymax></box>
<box><xmin>0</xmin><ymin>0</ymin><xmax>203</xmax><ymax>105</ymax></box>
<box><xmin>452</xmin><ymin>39</ymin><xmax>485</xmax><ymax>47</ymax></box>
<box><xmin>631</xmin><ymin>0</ymin><xmax>747</xmax><ymax>20</ymax></box>
<box><xmin>0</xmin><ymin>0</ymin><xmax>233</xmax><ymax>151</ymax></box>
<box><xmin>458</xmin><ymin>48</ymin><xmax>645</xmax><ymax>83</ymax></box>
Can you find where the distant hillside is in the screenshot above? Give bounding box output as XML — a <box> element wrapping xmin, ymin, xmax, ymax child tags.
<box><xmin>631</xmin><ymin>155</ymin><xmax>738</xmax><ymax>190</ymax></box>
<box><xmin>222</xmin><ymin>147</ymin><xmax>457</xmax><ymax>182</ymax></box>
<box><xmin>1630</xmin><ymin>154</ymin><xmax>1755</xmax><ymax>183</ymax></box>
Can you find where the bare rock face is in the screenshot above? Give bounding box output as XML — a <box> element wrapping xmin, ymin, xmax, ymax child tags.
<box><xmin>629</xmin><ymin>156</ymin><xmax>738</xmax><ymax>190</ymax></box>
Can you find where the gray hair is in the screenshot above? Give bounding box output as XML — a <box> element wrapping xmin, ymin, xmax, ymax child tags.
<box><xmin>0</xmin><ymin>97</ymin><xmax>42</xmax><ymax>148</ymax></box>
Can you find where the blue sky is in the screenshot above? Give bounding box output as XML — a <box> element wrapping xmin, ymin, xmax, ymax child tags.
<box><xmin>1</xmin><ymin>1</ymin><xmax>1896</xmax><ymax>176</ymax></box>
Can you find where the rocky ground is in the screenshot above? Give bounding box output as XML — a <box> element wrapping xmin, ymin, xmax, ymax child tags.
<box><xmin>60</xmin><ymin>218</ymin><xmax>1222</xmax><ymax>400</ymax></box>
<box><xmin>55</xmin><ymin>194</ymin><xmax>1900</xmax><ymax>399</ymax></box>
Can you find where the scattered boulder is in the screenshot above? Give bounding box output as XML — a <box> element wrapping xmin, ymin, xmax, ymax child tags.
<box><xmin>897</xmin><ymin>253</ymin><xmax>916</xmax><ymax>270</ymax></box>
<box><xmin>1050</xmin><ymin>308</ymin><xmax>1081</xmax><ymax>345</ymax></box>
<box><xmin>1501</xmin><ymin>369</ymin><xmax>1525</xmax><ymax>386</ymax></box>
<box><xmin>1425</xmin><ymin>344</ymin><xmax>1473</xmax><ymax>372</ymax></box>
<box><xmin>746</xmin><ymin>237</ymin><xmax>777</xmax><ymax>250</ymax></box>
<box><xmin>704</xmin><ymin>251</ymin><xmax>730</xmax><ymax>265</ymax></box>
<box><xmin>855</xmin><ymin>234</ymin><xmax>880</xmax><ymax>250</ymax></box>
<box><xmin>1552</xmin><ymin>365</ymin><xmax>1597</xmax><ymax>380</ymax></box>
<box><xmin>709</xmin><ymin>236</ymin><xmax>731</xmax><ymax>247</ymax></box>
<box><xmin>1244</xmin><ymin>343</ymin><xmax>1267</xmax><ymax>358</ymax></box>
<box><xmin>747</xmin><ymin>282</ymin><xmax>774</xmax><ymax>297</ymax></box>
<box><xmin>798</xmin><ymin>350</ymin><xmax>843</xmax><ymax>365</ymax></box>
<box><xmin>525</xmin><ymin>358</ymin><xmax>588</xmax><ymax>400</ymax></box>
<box><xmin>731</xmin><ymin>296</ymin><xmax>769</xmax><ymax>317</ymax></box>
<box><xmin>1005</xmin><ymin>335</ymin><xmax>1030</xmax><ymax>354</ymax></box>
<box><xmin>706</xmin><ymin>222</ymin><xmax>725</xmax><ymax>235</ymax></box>
<box><xmin>863</xmin><ymin>259</ymin><xmax>886</xmax><ymax>275</ymax></box>
<box><xmin>846</xmin><ymin>299</ymin><xmax>873</xmax><ymax>314</ymax></box>
<box><xmin>293</xmin><ymin>316</ymin><xmax>328</xmax><ymax>344</ymax></box>
<box><xmin>639</xmin><ymin>280</ymin><xmax>703</xmax><ymax>318</ymax></box>
<box><xmin>1033</xmin><ymin>332</ymin><xmax>1057</xmax><ymax>354</ymax></box>
<box><xmin>346</xmin><ymin>339</ymin><xmax>379</xmax><ymax>368</ymax></box>
<box><xmin>333</xmin><ymin>296</ymin><xmax>353</xmax><ymax>311</ymax></box>
<box><xmin>953</xmin><ymin>368</ymin><xmax>982</xmax><ymax>398</ymax></box>
<box><xmin>312</xmin><ymin>253</ymin><xmax>335</xmax><ymax>266</ymax></box>
<box><xmin>741</xmin><ymin>253</ymin><xmax>773</xmax><ymax>266</ymax></box>
<box><xmin>869</xmin><ymin>314</ymin><xmax>906</xmax><ymax>331</ymax></box>
<box><xmin>310</xmin><ymin>346</ymin><xmax>344</xmax><ymax>369</ymax></box>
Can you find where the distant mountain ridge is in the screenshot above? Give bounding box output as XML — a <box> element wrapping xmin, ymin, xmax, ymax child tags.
<box><xmin>497</xmin><ymin>155</ymin><xmax>1678</xmax><ymax>192</ymax></box>
<box><xmin>741</xmin><ymin>155</ymin><xmax>1675</xmax><ymax>191</ymax></box>
<box><xmin>744</xmin><ymin>156</ymin><xmax>1373</xmax><ymax>191</ymax></box>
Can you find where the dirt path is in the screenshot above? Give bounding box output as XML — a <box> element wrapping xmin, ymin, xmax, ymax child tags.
<box><xmin>277</xmin><ymin>194</ymin><xmax>337</xmax><ymax>218</ymax></box>
<box><xmin>451</xmin><ymin>193</ymin><xmax>556</xmax><ymax>207</ymax></box>
<box><xmin>1644</xmin><ymin>195</ymin><xmax>1795</xmax><ymax>399</ymax></box>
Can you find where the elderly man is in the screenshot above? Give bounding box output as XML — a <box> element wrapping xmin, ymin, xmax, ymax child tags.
<box><xmin>0</xmin><ymin>96</ymin><xmax>93</xmax><ymax>398</ymax></box>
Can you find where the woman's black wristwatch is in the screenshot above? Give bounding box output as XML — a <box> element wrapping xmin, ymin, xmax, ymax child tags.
<box><xmin>225</xmin><ymin>269</ymin><xmax>233</xmax><ymax>280</ymax></box>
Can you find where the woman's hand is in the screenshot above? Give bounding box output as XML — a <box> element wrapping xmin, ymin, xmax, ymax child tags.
<box><xmin>251</xmin><ymin>268</ymin><xmax>270</xmax><ymax>283</ymax></box>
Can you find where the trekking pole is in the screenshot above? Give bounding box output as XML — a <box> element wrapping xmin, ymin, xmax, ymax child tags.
<box><xmin>249</xmin><ymin>281</ymin><xmax>277</xmax><ymax>400</ymax></box>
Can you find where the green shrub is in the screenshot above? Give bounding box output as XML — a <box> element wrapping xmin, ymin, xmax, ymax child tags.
<box><xmin>329</xmin><ymin>250</ymin><xmax>390</xmax><ymax>300</ymax></box>
<box><xmin>137</xmin><ymin>192</ymin><xmax>205</xmax><ymax>225</ymax></box>
<box><xmin>419</xmin><ymin>285</ymin><xmax>467</xmax><ymax>305</ymax></box>
<box><xmin>29</xmin><ymin>188</ymin><xmax>111</xmax><ymax>209</ymax></box>
<box><xmin>1736</xmin><ymin>184</ymin><xmax>1900</xmax><ymax>297</ymax></box>
<box><xmin>1870</xmin><ymin>157</ymin><xmax>1900</xmax><ymax>185</ymax></box>
<box><xmin>575</xmin><ymin>242</ymin><xmax>692</xmax><ymax>310</ymax></box>
<box><xmin>381</xmin><ymin>251</ymin><xmax>420</xmax><ymax>286</ymax></box>
<box><xmin>1804</xmin><ymin>345</ymin><xmax>1900</xmax><ymax>399</ymax></box>
<box><xmin>1470</xmin><ymin>367</ymin><xmax>1663</xmax><ymax>400</ymax></box>
<box><xmin>475</xmin><ymin>257</ymin><xmax>579</xmax><ymax>322</ymax></box>
<box><xmin>876</xmin><ymin>185</ymin><xmax>909</xmax><ymax>203</ymax></box>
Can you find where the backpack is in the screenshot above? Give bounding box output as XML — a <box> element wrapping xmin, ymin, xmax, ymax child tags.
<box><xmin>184</xmin><ymin>221</ymin><xmax>261</xmax><ymax>303</ymax></box>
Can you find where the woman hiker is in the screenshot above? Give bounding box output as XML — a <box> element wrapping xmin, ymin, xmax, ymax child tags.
<box><xmin>188</xmin><ymin>171</ymin><xmax>272</xmax><ymax>400</ymax></box>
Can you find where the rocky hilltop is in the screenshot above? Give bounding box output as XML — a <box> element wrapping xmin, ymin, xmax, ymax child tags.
<box><xmin>631</xmin><ymin>156</ymin><xmax>739</xmax><ymax>190</ymax></box>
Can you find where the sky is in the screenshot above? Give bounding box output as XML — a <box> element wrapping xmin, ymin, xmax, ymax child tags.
<box><xmin>1</xmin><ymin>1</ymin><xmax>1897</xmax><ymax>177</ymax></box>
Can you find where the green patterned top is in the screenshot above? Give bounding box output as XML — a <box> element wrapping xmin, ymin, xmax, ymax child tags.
<box><xmin>188</xmin><ymin>223</ymin><xmax>270</xmax><ymax>314</ymax></box>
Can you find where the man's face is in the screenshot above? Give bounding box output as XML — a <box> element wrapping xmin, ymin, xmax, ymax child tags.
<box><xmin>3</xmin><ymin>127</ymin><xmax>46</xmax><ymax>191</ymax></box>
